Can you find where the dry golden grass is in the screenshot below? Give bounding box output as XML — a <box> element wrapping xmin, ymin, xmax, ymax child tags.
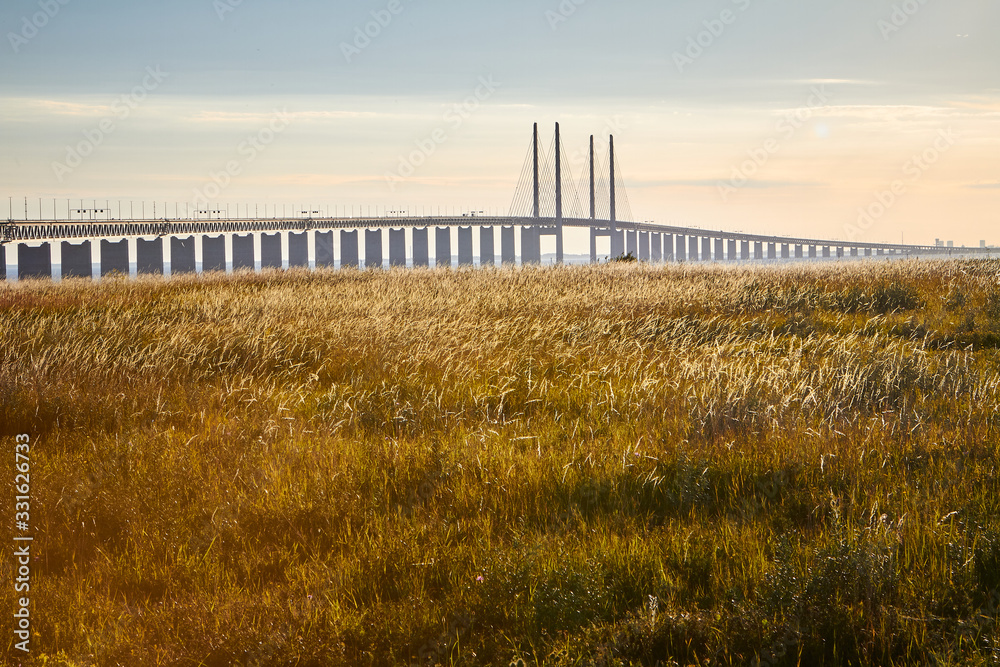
<box><xmin>1</xmin><ymin>260</ymin><xmax>999</xmax><ymax>666</ymax></box>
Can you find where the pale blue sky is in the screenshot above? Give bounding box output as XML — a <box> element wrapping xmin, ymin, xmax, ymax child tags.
<box><xmin>2</xmin><ymin>0</ymin><xmax>998</xmax><ymax>245</ymax></box>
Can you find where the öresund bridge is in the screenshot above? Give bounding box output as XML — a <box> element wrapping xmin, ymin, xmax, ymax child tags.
<box><xmin>1</xmin><ymin>124</ymin><xmax>987</xmax><ymax>282</ymax></box>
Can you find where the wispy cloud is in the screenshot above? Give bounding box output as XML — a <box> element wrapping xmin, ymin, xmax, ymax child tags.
<box><xmin>633</xmin><ymin>179</ymin><xmax>826</xmax><ymax>189</ymax></box>
<box><xmin>1</xmin><ymin>98</ymin><xmax>115</xmax><ymax>117</ymax></box>
<box><xmin>270</xmin><ymin>174</ymin><xmax>509</xmax><ymax>188</ymax></box>
<box><xmin>781</xmin><ymin>78</ymin><xmax>882</xmax><ymax>87</ymax></box>
<box><xmin>783</xmin><ymin>104</ymin><xmax>950</xmax><ymax>119</ymax></box>
<box><xmin>191</xmin><ymin>109</ymin><xmax>396</xmax><ymax>123</ymax></box>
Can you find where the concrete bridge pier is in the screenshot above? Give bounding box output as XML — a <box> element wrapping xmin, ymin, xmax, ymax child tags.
<box><xmin>768</xmin><ymin>243</ymin><xmax>777</xmax><ymax>260</ymax></box>
<box><xmin>365</xmin><ymin>229</ymin><xmax>383</xmax><ymax>269</ymax></box>
<box><xmin>727</xmin><ymin>239</ymin><xmax>737</xmax><ymax>261</ymax></box>
<box><xmin>340</xmin><ymin>230</ymin><xmax>359</xmax><ymax>268</ymax></box>
<box><xmin>808</xmin><ymin>245</ymin><xmax>817</xmax><ymax>259</ymax></box>
<box><xmin>22</xmin><ymin>243</ymin><xmax>50</xmax><ymax>280</ymax></box>
<box><xmin>458</xmin><ymin>227</ymin><xmax>474</xmax><ymax>267</ymax></box>
<box><xmin>412</xmin><ymin>228</ymin><xmax>429</xmax><ymax>267</ymax></box>
<box><xmin>675</xmin><ymin>235</ymin><xmax>686</xmax><ymax>261</ymax></box>
<box><xmin>740</xmin><ymin>241</ymin><xmax>750</xmax><ymax>260</ymax></box>
<box><xmin>17</xmin><ymin>243</ymin><xmax>51</xmax><ymax>280</ymax></box>
<box><xmin>289</xmin><ymin>232</ymin><xmax>308</xmax><ymax>268</ymax></box>
<box><xmin>136</xmin><ymin>237</ymin><xmax>162</xmax><ymax>275</ymax></box>
<box><xmin>754</xmin><ymin>241</ymin><xmax>763</xmax><ymax>260</ymax></box>
<box><xmin>260</xmin><ymin>233</ymin><xmax>281</xmax><ymax>270</ymax></box>
<box><xmin>233</xmin><ymin>234</ymin><xmax>254</xmax><ymax>271</ymax></box>
<box><xmin>688</xmin><ymin>235</ymin><xmax>699</xmax><ymax>261</ymax></box>
<box><xmin>501</xmin><ymin>226</ymin><xmax>516</xmax><ymax>265</ymax></box>
<box><xmin>822</xmin><ymin>246</ymin><xmax>831</xmax><ymax>259</ymax></box>
<box><xmin>589</xmin><ymin>227</ymin><xmax>598</xmax><ymax>264</ymax></box>
<box><xmin>781</xmin><ymin>244</ymin><xmax>790</xmax><ymax>260</ymax></box>
<box><xmin>63</xmin><ymin>240</ymin><xmax>93</xmax><ymax>278</ymax></box>
<box><xmin>315</xmin><ymin>231</ymin><xmax>335</xmax><ymax>268</ymax></box>
<box><xmin>701</xmin><ymin>237</ymin><xmax>711</xmax><ymax>262</ymax></box>
<box><xmin>850</xmin><ymin>247</ymin><xmax>859</xmax><ymax>258</ymax></box>
<box><xmin>101</xmin><ymin>239</ymin><xmax>128</xmax><ymax>277</ymax></box>
<box><xmin>389</xmin><ymin>228</ymin><xmax>406</xmax><ymax>267</ymax></box>
<box><xmin>480</xmin><ymin>227</ymin><xmax>495</xmax><ymax>267</ymax></box>
<box><xmin>203</xmin><ymin>235</ymin><xmax>226</xmax><ymax>273</ymax></box>
<box><xmin>651</xmin><ymin>233</ymin><xmax>662</xmax><ymax>262</ymax></box>
<box><xmin>436</xmin><ymin>227</ymin><xmax>451</xmax><ymax>268</ymax></box>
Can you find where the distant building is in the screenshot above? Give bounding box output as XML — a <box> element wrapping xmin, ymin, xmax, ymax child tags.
<box><xmin>981</xmin><ymin>240</ymin><xmax>987</xmax><ymax>248</ymax></box>
<box><xmin>947</xmin><ymin>241</ymin><xmax>954</xmax><ymax>248</ymax></box>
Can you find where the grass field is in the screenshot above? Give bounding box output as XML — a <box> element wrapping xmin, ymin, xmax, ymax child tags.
<box><xmin>2</xmin><ymin>260</ymin><xmax>999</xmax><ymax>666</ymax></box>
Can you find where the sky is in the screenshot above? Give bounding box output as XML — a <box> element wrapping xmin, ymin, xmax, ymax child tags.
<box><xmin>1</xmin><ymin>0</ymin><xmax>998</xmax><ymax>248</ymax></box>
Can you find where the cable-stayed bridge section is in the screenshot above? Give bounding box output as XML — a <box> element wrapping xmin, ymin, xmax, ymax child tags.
<box><xmin>1</xmin><ymin>124</ymin><xmax>988</xmax><ymax>281</ymax></box>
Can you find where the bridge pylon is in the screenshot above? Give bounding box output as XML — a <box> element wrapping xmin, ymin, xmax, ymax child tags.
<box><xmin>532</xmin><ymin>123</ymin><xmax>540</xmax><ymax>219</ymax></box>
<box><xmin>590</xmin><ymin>135</ymin><xmax>597</xmax><ymax>264</ymax></box>
<box><xmin>609</xmin><ymin>134</ymin><xmax>624</xmax><ymax>258</ymax></box>
<box><xmin>555</xmin><ymin>122</ymin><xmax>564</xmax><ymax>264</ymax></box>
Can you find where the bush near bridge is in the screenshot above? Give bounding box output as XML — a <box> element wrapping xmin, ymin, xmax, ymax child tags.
<box><xmin>2</xmin><ymin>259</ymin><xmax>1000</xmax><ymax>666</ymax></box>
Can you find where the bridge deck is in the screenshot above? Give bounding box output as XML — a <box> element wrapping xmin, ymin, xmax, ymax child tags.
<box><xmin>0</xmin><ymin>216</ymin><xmax>978</xmax><ymax>254</ymax></box>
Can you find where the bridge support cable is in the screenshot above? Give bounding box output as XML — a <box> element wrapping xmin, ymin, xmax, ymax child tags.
<box><xmin>586</xmin><ymin>146</ymin><xmax>612</xmax><ymax>223</ymax></box>
<box><xmin>509</xmin><ymin>124</ymin><xmax>557</xmax><ymax>219</ymax></box>
<box><xmin>610</xmin><ymin>141</ymin><xmax>634</xmax><ymax>225</ymax></box>
<box><xmin>537</xmin><ymin>135</ymin><xmax>558</xmax><ymax>218</ymax></box>
<box><xmin>507</xmin><ymin>137</ymin><xmax>537</xmax><ymax>218</ymax></box>
<box><xmin>510</xmin><ymin>123</ymin><xmax>587</xmax><ymax>222</ymax></box>
<box><xmin>556</xmin><ymin>132</ymin><xmax>586</xmax><ymax>219</ymax></box>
